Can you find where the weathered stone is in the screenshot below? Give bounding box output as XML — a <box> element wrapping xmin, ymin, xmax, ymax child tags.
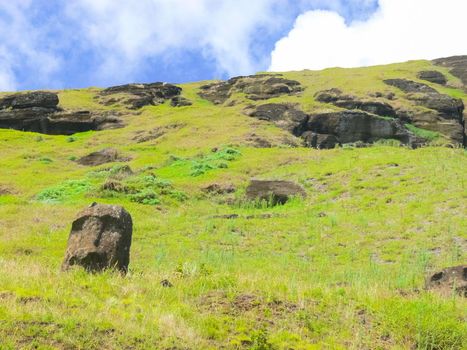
<box><xmin>246</xmin><ymin>180</ymin><xmax>306</xmax><ymax>205</ymax></box>
<box><xmin>307</xmin><ymin>111</ymin><xmax>410</xmax><ymax>145</ymax></box>
<box><xmin>433</xmin><ymin>55</ymin><xmax>467</xmax><ymax>88</ymax></box>
<box><xmin>383</xmin><ymin>79</ymin><xmax>439</xmax><ymax>94</ymax></box>
<box><xmin>0</xmin><ymin>91</ymin><xmax>59</xmax><ymax>110</ymax></box>
<box><xmin>202</xmin><ymin>183</ymin><xmax>236</xmax><ymax>195</ymax></box>
<box><xmin>383</xmin><ymin>78</ymin><xmax>465</xmax><ymax>145</ymax></box>
<box><xmin>417</xmin><ymin>71</ymin><xmax>447</xmax><ymax>85</ymax></box>
<box><xmin>98</xmin><ymin>82</ymin><xmax>182</xmax><ymax>109</ymax></box>
<box><xmin>302</xmin><ymin>131</ymin><xmax>338</xmax><ymax>149</ymax></box>
<box><xmin>315</xmin><ymin>89</ymin><xmax>397</xmax><ymax>118</ymax></box>
<box><xmin>426</xmin><ymin>265</ymin><xmax>467</xmax><ymax>297</ymax></box>
<box><xmin>62</xmin><ymin>203</ymin><xmax>133</xmax><ymax>273</ymax></box>
<box><xmin>170</xmin><ymin>96</ymin><xmax>192</xmax><ymax>107</ymax></box>
<box><xmin>245</xmin><ymin>103</ymin><xmax>308</xmax><ymax>135</ymax></box>
<box><xmin>0</xmin><ymin>92</ymin><xmax>123</xmax><ymax>135</ymax></box>
<box><xmin>199</xmin><ymin>74</ymin><xmax>302</xmax><ymax>104</ymax></box>
<box><xmin>77</xmin><ymin>148</ymin><xmax>130</xmax><ymax>166</ymax></box>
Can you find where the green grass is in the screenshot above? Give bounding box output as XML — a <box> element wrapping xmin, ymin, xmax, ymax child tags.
<box><xmin>405</xmin><ymin>124</ymin><xmax>441</xmax><ymax>141</ymax></box>
<box><xmin>0</xmin><ymin>59</ymin><xmax>466</xmax><ymax>349</ymax></box>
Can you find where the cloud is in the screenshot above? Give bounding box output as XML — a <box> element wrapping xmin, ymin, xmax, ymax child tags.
<box><xmin>65</xmin><ymin>0</ymin><xmax>292</xmax><ymax>84</ymax></box>
<box><xmin>0</xmin><ymin>1</ymin><xmax>62</xmax><ymax>91</ymax></box>
<box><xmin>269</xmin><ymin>0</ymin><xmax>467</xmax><ymax>72</ymax></box>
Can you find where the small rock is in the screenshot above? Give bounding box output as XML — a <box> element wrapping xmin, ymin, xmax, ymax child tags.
<box><xmin>170</xmin><ymin>96</ymin><xmax>192</xmax><ymax>107</ymax></box>
<box><xmin>426</xmin><ymin>265</ymin><xmax>467</xmax><ymax>297</ymax></box>
<box><xmin>202</xmin><ymin>183</ymin><xmax>236</xmax><ymax>195</ymax></box>
<box><xmin>246</xmin><ymin>179</ymin><xmax>306</xmax><ymax>205</ymax></box>
<box><xmin>62</xmin><ymin>203</ymin><xmax>133</xmax><ymax>273</ymax></box>
<box><xmin>77</xmin><ymin>148</ymin><xmax>130</xmax><ymax>166</ymax></box>
<box><xmin>160</xmin><ymin>279</ymin><xmax>173</xmax><ymax>288</ymax></box>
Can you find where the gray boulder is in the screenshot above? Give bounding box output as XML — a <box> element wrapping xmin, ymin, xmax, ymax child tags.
<box><xmin>62</xmin><ymin>203</ymin><xmax>133</xmax><ymax>273</ymax></box>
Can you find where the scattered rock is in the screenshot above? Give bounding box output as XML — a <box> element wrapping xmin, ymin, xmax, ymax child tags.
<box><xmin>98</xmin><ymin>82</ymin><xmax>182</xmax><ymax>109</ymax></box>
<box><xmin>62</xmin><ymin>203</ymin><xmax>133</xmax><ymax>273</ymax></box>
<box><xmin>211</xmin><ymin>214</ymin><xmax>240</xmax><ymax>220</ymax></box>
<box><xmin>302</xmin><ymin>131</ymin><xmax>339</xmax><ymax>149</ymax></box>
<box><xmin>417</xmin><ymin>71</ymin><xmax>447</xmax><ymax>85</ymax></box>
<box><xmin>426</xmin><ymin>265</ymin><xmax>467</xmax><ymax>297</ymax></box>
<box><xmin>160</xmin><ymin>279</ymin><xmax>173</xmax><ymax>288</ymax></box>
<box><xmin>199</xmin><ymin>74</ymin><xmax>303</xmax><ymax>104</ymax></box>
<box><xmin>246</xmin><ymin>179</ymin><xmax>306</xmax><ymax>205</ymax></box>
<box><xmin>243</xmin><ymin>133</ymin><xmax>273</xmax><ymax>148</ymax></box>
<box><xmin>202</xmin><ymin>183</ymin><xmax>236</xmax><ymax>195</ymax></box>
<box><xmin>133</xmin><ymin>122</ymin><xmax>185</xmax><ymax>143</ymax></box>
<box><xmin>77</xmin><ymin>148</ymin><xmax>131</xmax><ymax>166</ymax></box>
<box><xmin>101</xmin><ymin>180</ymin><xmax>127</xmax><ymax>193</ymax></box>
<box><xmin>170</xmin><ymin>96</ymin><xmax>192</xmax><ymax>107</ymax></box>
<box><xmin>0</xmin><ymin>185</ymin><xmax>13</xmax><ymax>195</ymax></box>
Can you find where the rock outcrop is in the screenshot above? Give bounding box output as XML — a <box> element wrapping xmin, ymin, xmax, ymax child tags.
<box><xmin>244</xmin><ymin>103</ymin><xmax>309</xmax><ymax>135</ymax></box>
<box><xmin>98</xmin><ymin>82</ymin><xmax>182</xmax><ymax>109</ymax></box>
<box><xmin>0</xmin><ymin>92</ymin><xmax>123</xmax><ymax>135</ymax></box>
<box><xmin>62</xmin><ymin>203</ymin><xmax>133</xmax><ymax>273</ymax></box>
<box><xmin>433</xmin><ymin>55</ymin><xmax>467</xmax><ymax>88</ymax></box>
<box><xmin>199</xmin><ymin>74</ymin><xmax>303</xmax><ymax>104</ymax></box>
<box><xmin>76</xmin><ymin>148</ymin><xmax>131</xmax><ymax>166</ymax></box>
<box><xmin>417</xmin><ymin>71</ymin><xmax>447</xmax><ymax>85</ymax></box>
<box><xmin>246</xmin><ymin>180</ymin><xmax>306</xmax><ymax>205</ymax></box>
<box><xmin>315</xmin><ymin>89</ymin><xmax>397</xmax><ymax>118</ymax></box>
<box><xmin>383</xmin><ymin>79</ymin><xmax>465</xmax><ymax>144</ymax></box>
<box><xmin>246</xmin><ymin>103</ymin><xmax>414</xmax><ymax>148</ymax></box>
<box><xmin>426</xmin><ymin>265</ymin><xmax>467</xmax><ymax>297</ymax></box>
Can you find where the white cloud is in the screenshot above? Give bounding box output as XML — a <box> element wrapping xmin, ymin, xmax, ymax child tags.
<box><xmin>0</xmin><ymin>0</ymin><xmax>61</xmax><ymax>91</ymax></box>
<box><xmin>65</xmin><ymin>0</ymin><xmax>290</xmax><ymax>83</ymax></box>
<box><xmin>269</xmin><ymin>0</ymin><xmax>467</xmax><ymax>72</ymax></box>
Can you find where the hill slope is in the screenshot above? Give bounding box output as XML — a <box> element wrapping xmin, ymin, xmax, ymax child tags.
<box><xmin>0</xmin><ymin>57</ymin><xmax>466</xmax><ymax>349</ymax></box>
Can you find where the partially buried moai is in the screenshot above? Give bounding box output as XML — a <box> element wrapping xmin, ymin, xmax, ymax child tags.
<box><xmin>62</xmin><ymin>203</ymin><xmax>133</xmax><ymax>274</ymax></box>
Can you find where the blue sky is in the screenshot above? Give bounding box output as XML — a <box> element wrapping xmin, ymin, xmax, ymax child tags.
<box><xmin>1</xmin><ymin>0</ymin><xmax>465</xmax><ymax>92</ymax></box>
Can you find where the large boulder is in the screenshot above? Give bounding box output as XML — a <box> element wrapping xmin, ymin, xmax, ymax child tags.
<box><xmin>246</xmin><ymin>180</ymin><xmax>306</xmax><ymax>205</ymax></box>
<box><xmin>98</xmin><ymin>82</ymin><xmax>182</xmax><ymax>109</ymax></box>
<box><xmin>426</xmin><ymin>265</ymin><xmax>467</xmax><ymax>297</ymax></box>
<box><xmin>417</xmin><ymin>71</ymin><xmax>447</xmax><ymax>85</ymax></box>
<box><xmin>62</xmin><ymin>203</ymin><xmax>133</xmax><ymax>273</ymax></box>
<box><xmin>199</xmin><ymin>74</ymin><xmax>303</xmax><ymax>104</ymax></box>
<box><xmin>76</xmin><ymin>148</ymin><xmax>130</xmax><ymax>166</ymax></box>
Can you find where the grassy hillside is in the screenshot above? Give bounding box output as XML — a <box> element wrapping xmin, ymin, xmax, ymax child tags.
<box><xmin>0</xmin><ymin>59</ymin><xmax>466</xmax><ymax>349</ymax></box>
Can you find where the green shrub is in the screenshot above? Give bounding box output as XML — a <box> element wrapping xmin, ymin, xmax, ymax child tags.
<box><xmin>36</xmin><ymin>179</ymin><xmax>92</xmax><ymax>203</ymax></box>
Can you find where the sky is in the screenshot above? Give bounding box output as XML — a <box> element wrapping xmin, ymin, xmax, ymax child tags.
<box><xmin>0</xmin><ymin>0</ymin><xmax>466</xmax><ymax>92</ymax></box>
